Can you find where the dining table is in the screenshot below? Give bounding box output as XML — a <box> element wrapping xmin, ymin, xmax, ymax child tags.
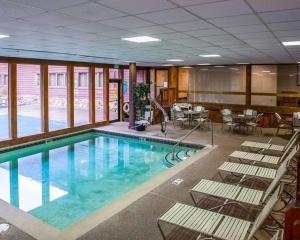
<box><xmin>232</xmin><ymin>114</ymin><xmax>255</xmax><ymax>133</ymax></box>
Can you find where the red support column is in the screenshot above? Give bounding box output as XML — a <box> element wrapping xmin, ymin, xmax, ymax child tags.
<box><xmin>128</xmin><ymin>63</ymin><xmax>136</xmax><ymax>129</ymax></box>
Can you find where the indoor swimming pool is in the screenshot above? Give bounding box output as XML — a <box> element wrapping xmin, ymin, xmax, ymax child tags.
<box><xmin>0</xmin><ymin>131</ymin><xmax>198</xmax><ymax>229</ymax></box>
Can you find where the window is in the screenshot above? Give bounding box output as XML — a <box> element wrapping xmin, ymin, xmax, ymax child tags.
<box><xmin>0</xmin><ymin>74</ymin><xmax>8</xmax><ymax>85</ymax></box>
<box><xmin>95</xmin><ymin>72</ymin><xmax>103</xmax><ymax>88</ymax></box>
<box><xmin>57</xmin><ymin>73</ymin><xmax>66</xmax><ymax>86</ymax></box>
<box><xmin>251</xmin><ymin>64</ymin><xmax>300</xmax><ymax>107</ymax></box>
<box><xmin>48</xmin><ymin>66</ymin><xmax>68</xmax><ymax>131</ymax></box>
<box><xmin>178</xmin><ymin>66</ymin><xmax>246</xmax><ymax>104</ymax></box>
<box><xmin>17</xmin><ymin>64</ymin><xmax>42</xmax><ymax>137</ymax></box>
<box><xmin>95</xmin><ymin>68</ymin><xmax>105</xmax><ymax>122</ymax></box>
<box><xmin>78</xmin><ymin>72</ymin><xmax>88</xmax><ymax>87</ymax></box>
<box><xmin>0</xmin><ymin>63</ymin><xmax>9</xmax><ymax>140</ymax></box>
<box><xmin>48</xmin><ymin>73</ymin><xmax>66</xmax><ymax>87</ymax></box>
<box><xmin>74</xmin><ymin>67</ymin><xmax>90</xmax><ymax>126</ymax></box>
<box><xmin>35</xmin><ymin>73</ymin><xmax>40</xmax><ymax>86</ymax></box>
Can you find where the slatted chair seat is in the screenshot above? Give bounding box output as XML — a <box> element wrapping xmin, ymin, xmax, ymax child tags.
<box><xmin>236</xmin><ymin>188</ymin><xmax>264</xmax><ymax>205</ymax></box>
<box><xmin>271</xmin><ymin>230</ymin><xmax>283</xmax><ymax>240</ymax></box>
<box><xmin>158</xmin><ymin>186</ymin><xmax>282</xmax><ymax>240</ymax></box>
<box><xmin>229</xmin><ymin>151</ymin><xmax>280</xmax><ymax>164</ymax></box>
<box><xmin>159</xmin><ymin>203</ymin><xmax>224</xmax><ymax>235</ymax></box>
<box><xmin>218</xmin><ymin>162</ymin><xmax>276</xmax><ymax>179</ymax></box>
<box><xmin>268</xmin><ymin>144</ymin><xmax>285</xmax><ymax>151</ymax></box>
<box><xmin>191</xmin><ymin>179</ymin><xmax>263</xmax><ymax>206</ymax></box>
<box><xmin>241</xmin><ymin>129</ymin><xmax>299</xmax><ymax>153</ymax></box>
<box><xmin>213</xmin><ymin>215</ymin><xmax>251</xmax><ymax>240</ymax></box>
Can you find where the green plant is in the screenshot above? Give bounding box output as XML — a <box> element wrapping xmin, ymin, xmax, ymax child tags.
<box><xmin>133</xmin><ymin>83</ymin><xmax>150</xmax><ymax>120</ymax></box>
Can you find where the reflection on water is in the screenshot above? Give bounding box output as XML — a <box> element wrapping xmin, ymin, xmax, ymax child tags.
<box><xmin>0</xmin><ymin>133</ymin><xmax>190</xmax><ymax>229</ymax></box>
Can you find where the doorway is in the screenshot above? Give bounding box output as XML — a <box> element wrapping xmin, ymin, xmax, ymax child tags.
<box><xmin>109</xmin><ymin>81</ymin><xmax>121</xmax><ymax>122</ymax></box>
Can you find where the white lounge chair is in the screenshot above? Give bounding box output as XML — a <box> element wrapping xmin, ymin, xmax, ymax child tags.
<box><xmin>189</xmin><ymin>155</ymin><xmax>287</xmax><ymax>208</ymax></box>
<box><xmin>157</xmin><ymin>185</ymin><xmax>282</xmax><ymax>240</ymax></box>
<box><xmin>230</xmin><ymin>139</ymin><xmax>299</xmax><ymax>166</ymax></box>
<box><xmin>218</xmin><ymin>145</ymin><xmax>298</xmax><ymax>181</ymax></box>
<box><xmin>241</xmin><ymin>129</ymin><xmax>299</xmax><ymax>154</ymax></box>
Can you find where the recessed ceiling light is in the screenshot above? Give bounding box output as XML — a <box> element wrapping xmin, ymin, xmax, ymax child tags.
<box><xmin>162</xmin><ymin>64</ymin><xmax>174</xmax><ymax>66</ymax></box>
<box><xmin>181</xmin><ymin>66</ymin><xmax>192</xmax><ymax>69</ymax></box>
<box><xmin>262</xmin><ymin>70</ymin><xmax>271</xmax><ymax>73</ymax></box>
<box><xmin>122</xmin><ymin>36</ymin><xmax>161</xmax><ymax>43</ymax></box>
<box><xmin>197</xmin><ymin>63</ymin><xmax>211</xmax><ymax>65</ymax></box>
<box><xmin>214</xmin><ymin>66</ymin><xmax>225</xmax><ymax>68</ymax></box>
<box><xmin>166</xmin><ymin>59</ymin><xmax>184</xmax><ymax>62</ymax></box>
<box><xmin>237</xmin><ymin>62</ymin><xmax>249</xmax><ymax>64</ymax></box>
<box><xmin>282</xmin><ymin>41</ymin><xmax>300</xmax><ymax>46</ymax></box>
<box><xmin>269</xmin><ymin>72</ymin><xmax>276</xmax><ymax>75</ymax></box>
<box><xmin>230</xmin><ymin>68</ymin><xmax>239</xmax><ymax>71</ymax></box>
<box><xmin>297</xmin><ymin>62</ymin><xmax>300</xmax><ymax>64</ymax></box>
<box><xmin>199</xmin><ymin>54</ymin><xmax>221</xmax><ymax>57</ymax></box>
<box><xmin>0</xmin><ymin>34</ymin><xmax>10</xmax><ymax>39</ymax></box>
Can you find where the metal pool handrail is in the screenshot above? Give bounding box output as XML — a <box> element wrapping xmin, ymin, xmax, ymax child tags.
<box><xmin>171</xmin><ymin>119</ymin><xmax>214</xmax><ymax>160</ymax></box>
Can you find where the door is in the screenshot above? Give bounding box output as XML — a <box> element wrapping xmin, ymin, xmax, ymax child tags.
<box><xmin>109</xmin><ymin>81</ymin><xmax>120</xmax><ymax>122</ymax></box>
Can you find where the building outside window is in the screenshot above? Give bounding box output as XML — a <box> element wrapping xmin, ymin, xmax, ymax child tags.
<box><xmin>49</xmin><ymin>73</ymin><xmax>67</xmax><ymax>87</ymax></box>
<box><xmin>78</xmin><ymin>72</ymin><xmax>88</xmax><ymax>88</ymax></box>
<box><xmin>96</xmin><ymin>72</ymin><xmax>103</xmax><ymax>88</ymax></box>
<box><xmin>0</xmin><ymin>74</ymin><xmax>8</xmax><ymax>86</ymax></box>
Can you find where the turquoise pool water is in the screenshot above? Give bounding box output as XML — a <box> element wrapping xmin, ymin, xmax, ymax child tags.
<box><xmin>0</xmin><ymin>132</ymin><xmax>195</xmax><ymax>229</ymax></box>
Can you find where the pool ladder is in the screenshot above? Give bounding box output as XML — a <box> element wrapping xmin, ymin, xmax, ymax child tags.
<box><xmin>164</xmin><ymin>119</ymin><xmax>214</xmax><ymax>166</ymax></box>
<box><xmin>165</xmin><ymin>149</ymin><xmax>198</xmax><ymax>166</ymax></box>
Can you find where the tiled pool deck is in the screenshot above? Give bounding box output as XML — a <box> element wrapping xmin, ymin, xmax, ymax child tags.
<box><xmin>0</xmin><ymin>122</ymin><xmax>290</xmax><ymax>240</ymax></box>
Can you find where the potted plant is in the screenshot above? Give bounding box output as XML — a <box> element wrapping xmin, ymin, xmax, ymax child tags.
<box><xmin>133</xmin><ymin>83</ymin><xmax>150</xmax><ymax>131</ymax></box>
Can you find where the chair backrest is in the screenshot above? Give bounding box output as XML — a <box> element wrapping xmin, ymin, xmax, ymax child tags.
<box><xmin>247</xmin><ymin>185</ymin><xmax>282</xmax><ymax>240</ymax></box>
<box><xmin>194</xmin><ymin>106</ymin><xmax>204</xmax><ymax>112</ymax></box>
<box><xmin>174</xmin><ymin>110</ymin><xmax>184</xmax><ymax>118</ymax></box>
<box><xmin>271</xmin><ymin>230</ymin><xmax>283</xmax><ymax>240</ymax></box>
<box><xmin>221</xmin><ymin>109</ymin><xmax>232</xmax><ymax>116</ymax></box>
<box><xmin>262</xmin><ymin>144</ymin><xmax>295</xmax><ymax>202</ymax></box>
<box><xmin>255</xmin><ymin>113</ymin><xmax>264</xmax><ymax>123</ymax></box>
<box><xmin>173</xmin><ymin>105</ymin><xmax>182</xmax><ymax>112</ymax></box>
<box><xmin>244</xmin><ymin>109</ymin><xmax>253</xmax><ymax>116</ymax></box>
<box><xmin>274</xmin><ymin>112</ymin><xmax>282</xmax><ymax>123</ymax></box>
<box><xmin>283</xmin><ymin>128</ymin><xmax>300</xmax><ymax>151</ymax></box>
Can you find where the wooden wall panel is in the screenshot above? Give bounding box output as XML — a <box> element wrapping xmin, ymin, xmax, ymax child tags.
<box><xmin>41</xmin><ymin>64</ymin><xmax>49</xmax><ymax>132</ymax></box>
<box><xmin>89</xmin><ymin>66</ymin><xmax>96</xmax><ymax>124</ymax></box>
<box><xmin>67</xmin><ymin>66</ymin><xmax>74</xmax><ymax>128</ymax></box>
<box><xmin>103</xmin><ymin>67</ymin><xmax>109</xmax><ymax>122</ymax></box>
<box><xmin>8</xmin><ymin>63</ymin><xmax>17</xmax><ymax>139</ymax></box>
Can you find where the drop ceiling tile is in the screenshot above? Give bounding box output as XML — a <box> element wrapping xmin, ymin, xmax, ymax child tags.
<box><xmin>209</xmin><ymin>14</ymin><xmax>261</xmax><ymax>27</ymax></box>
<box><xmin>9</xmin><ymin>0</ymin><xmax>89</xmax><ymax>10</ymax></box>
<box><xmin>268</xmin><ymin>21</ymin><xmax>300</xmax><ymax>31</ymax></box>
<box><xmin>68</xmin><ymin>22</ymin><xmax>120</xmax><ymax>33</ymax></box>
<box><xmin>154</xmin><ymin>32</ymin><xmax>190</xmax><ymax>40</ymax></box>
<box><xmin>198</xmin><ymin>34</ymin><xmax>244</xmax><ymax>45</ymax></box>
<box><xmin>274</xmin><ymin>30</ymin><xmax>300</xmax><ymax>38</ymax></box>
<box><xmin>57</xmin><ymin>2</ymin><xmax>125</xmax><ymax>21</ymax></box>
<box><xmin>234</xmin><ymin>31</ymin><xmax>275</xmax><ymax>41</ymax></box>
<box><xmin>185</xmin><ymin>28</ymin><xmax>226</xmax><ymax>37</ymax></box>
<box><xmin>224</xmin><ymin>24</ymin><xmax>268</xmax><ymax>34</ymax></box>
<box><xmin>0</xmin><ymin>0</ymin><xmax>45</xmax><ymax>18</ymax></box>
<box><xmin>101</xmin><ymin>16</ymin><xmax>154</xmax><ymax>29</ymax></box>
<box><xmin>165</xmin><ymin>20</ymin><xmax>214</xmax><ymax>31</ymax></box>
<box><xmin>138</xmin><ymin>8</ymin><xmax>198</xmax><ymax>24</ymax></box>
<box><xmin>186</xmin><ymin>0</ymin><xmax>252</xmax><ymax>19</ymax></box>
<box><xmin>97</xmin><ymin>0</ymin><xmax>176</xmax><ymax>14</ymax></box>
<box><xmin>131</xmin><ymin>25</ymin><xmax>174</xmax><ymax>34</ymax></box>
<box><xmin>23</xmin><ymin>12</ymin><xmax>87</xmax><ymax>27</ymax></box>
<box><xmin>247</xmin><ymin>0</ymin><xmax>300</xmax><ymax>12</ymax></box>
<box><xmin>259</xmin><ymin>9</ymin><xmax>300</xmax><ymax>23</ymax></box>
<box><xmin>170</xmin><ymin>0</ymin><xmax>227</xmax><ymax>6</ymax></box>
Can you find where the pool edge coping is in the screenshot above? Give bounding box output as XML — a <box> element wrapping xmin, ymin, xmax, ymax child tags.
<box><xmin>0</xmin><ymin>130</ymin><xmax>217</xmax><ymax>240</ymax></box>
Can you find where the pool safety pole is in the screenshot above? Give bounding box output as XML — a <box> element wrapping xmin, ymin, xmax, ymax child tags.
<box><xmin>211</xmin><ymin>120</ymin><xmax>214</xmax><ymax>146</ymax></box>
